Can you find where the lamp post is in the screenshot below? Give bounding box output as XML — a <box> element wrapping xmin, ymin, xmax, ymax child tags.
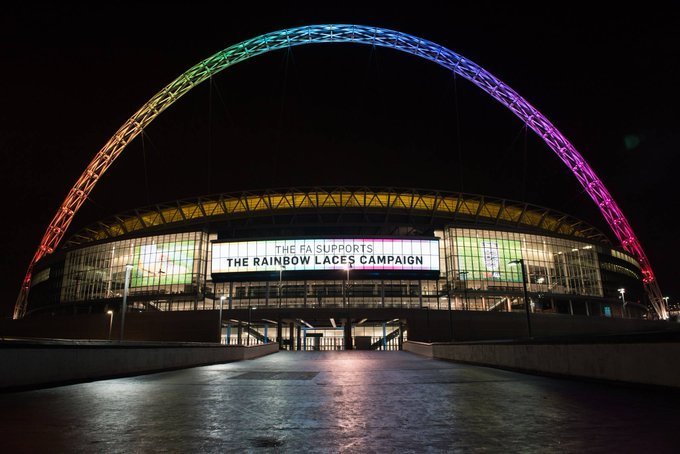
<box><xmin>509</xmin><ymin>259</ymin><xmax>532</xmax><ymax>339</ymax></box>
<box><xmin>248</xmin><ymin>306</ymin><xmax>256</xmax><ymax>346</ymax></box>
<box><xmin>458</xmin><ymin>271</ymin><xmax>469</xmax><ymax>310</ymax></box>
<box><xmin>219</xmin><ymin>295</ymin><xmax>226</xmax><ymax>343</ymax></box>
<box><xmin>618</xmin><ymin>288</ymin><xmax>626</xmax><ymax>318</ymax></box>
<box><xmin>107</xmin><ymin>310</ymin><xmax>114</xmax><ymax>340</ymax></box>
<box><xmin>120</xmin><ymin>264</ymin><xmax>133</xmax><ymax>341</ymax></box>
<box><xmin>278</xmin><ymin>265</ymin><xmax>285</xmax><ymax>308</ymax></box>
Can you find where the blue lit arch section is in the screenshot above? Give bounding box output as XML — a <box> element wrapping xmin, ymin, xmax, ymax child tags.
<box><xmin>14</xmin><ymin>24</ymin><xmax>667</xmax><ymax>318</ymax></box>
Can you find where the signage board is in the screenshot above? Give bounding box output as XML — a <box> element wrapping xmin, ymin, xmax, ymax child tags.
<box><xmin>211</xmin><ymin>238</ymin><xmax>439</xmax><ymax>280</ymax></box>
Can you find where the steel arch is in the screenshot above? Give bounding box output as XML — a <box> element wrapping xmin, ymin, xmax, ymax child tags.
<box><xmin>14</xmin><ymin>24</ymin><xmax>667</xmax><ymax>319</ymax></box>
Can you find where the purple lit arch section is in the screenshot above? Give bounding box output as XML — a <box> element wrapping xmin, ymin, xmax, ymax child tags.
<box><xmin>14</xmin><ymin>24</ymin><xmax>667</xmax><ymax>318</ymax></box>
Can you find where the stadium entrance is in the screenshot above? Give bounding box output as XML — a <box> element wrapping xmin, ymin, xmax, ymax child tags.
<box><xmin>221</xmin><ymin>313</ymin><xmax>406</xmax><ymax>351</ymax></box>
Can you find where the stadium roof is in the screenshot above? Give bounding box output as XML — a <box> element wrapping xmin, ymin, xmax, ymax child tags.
<box><xmin>64</xmin><ymin>187</ymin><xmax>610</xmax><ymax>247</ymax></box>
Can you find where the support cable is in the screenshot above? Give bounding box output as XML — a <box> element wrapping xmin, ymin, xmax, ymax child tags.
<box><xmin>272</xmin><ymin>48</ymin><xmax>293</xmax><ymax>167</ymax></box>
<box><xmin>522</xmin><ymin>125</ymin><xmax>528</xmax><ymax>202</ymax></box>
<box><xmin>453</xmin><ymin>72</ymin><xmax>464</xmax><ymax>192</ymax></box>
<box><xmin>207</xmin><ymin>76</ymin><xmax>214</xmax><ymax>193</ymax></box>
<box><xmin>141</xmin><ymin>131</ymin><xmax>151</xmax><ymax>205</ymax></box>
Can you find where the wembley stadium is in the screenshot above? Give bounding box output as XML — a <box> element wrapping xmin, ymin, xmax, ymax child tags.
<box><xmin>7</xmin><ymin>25</ymin><xmax>669</xmax><ymax>349</ymax></box>
<box><xmin>22</xmin><ymin>187</ymin><xmax>646</xmax><ymax>349</ymax></box>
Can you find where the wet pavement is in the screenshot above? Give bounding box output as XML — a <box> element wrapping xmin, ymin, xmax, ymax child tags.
<box><xmin>1</xmin><ymin>351</ymin><xmax>679</xmax><ymax>452</ymax></box>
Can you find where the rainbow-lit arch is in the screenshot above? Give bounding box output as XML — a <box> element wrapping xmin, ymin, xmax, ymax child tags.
<box><xmin>15</xmin><ymin>24</ymin><xmax>667</xmax><ymax>319</ymax></box>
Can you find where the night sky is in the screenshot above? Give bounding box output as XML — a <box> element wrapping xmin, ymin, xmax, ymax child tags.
<box><xmin>1</xmin><ymin>4</ymin><xmax>678</xmax><ymax>318</ymax></box>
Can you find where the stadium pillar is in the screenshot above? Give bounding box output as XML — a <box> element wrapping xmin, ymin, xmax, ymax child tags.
<box><xmin>398</xmin><ymin>321</ymin><xmax>404</xmax><ymax>350</ymax></box>
<box><xmin>237</xmin><ymin>321</ymin><xmax>243</xmax><ymax>345</ymax></box>
<box><xmin>289</xmin><ymin>322</ymin><xmax>295</xmax><ymax>351</ymax></box>
<box><xmin>382</xmin><ymin>322</ymin><xmax>387</xmax><ymax>350</ymax></box>
<box><xmin>228</xmin><ymin>282</ymin><xmax>233</xmax><ymax>310</ymax></box>
<box><xmin>344</xmin><ymin>318</ymin><xmax>353</xmax><ymax>350</ymax></box>
<box><xmin>303</xmin><ymin>280</ymin><xmax>307</xmax><ymax>308</ymax></box>
<box><xmin>381</xmin><ymin>280</ymin><xmax>385</xmax><ymax>307</ymax></box>
<box><xmin>277</xmin><ymin>319</ymin><xmax>283</xmax><ymax>349</ymax></box>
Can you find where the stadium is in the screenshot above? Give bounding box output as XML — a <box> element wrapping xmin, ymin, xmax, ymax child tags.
<box><xmin>23</xmin><ymin>187</ymin><xmax>647</xmax><ymax>349</ymax></box>
<box><xmin>8</xmin><ymin>25</ymin><xmax>668</xmax><ymax>348</ymax></box>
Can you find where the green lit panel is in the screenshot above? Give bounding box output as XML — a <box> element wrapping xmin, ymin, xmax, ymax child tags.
<box><xmin>131</xmin><ymin>241</ymin><xmax>195</xmax><ymax>287</ymax></box>
<box><xmin>456</xmin><ymin>237</ymin><xmax>522</xmax><ymax>282</ymax></box>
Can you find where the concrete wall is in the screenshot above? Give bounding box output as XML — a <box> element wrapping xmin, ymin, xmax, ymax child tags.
<box><xmin>0</xmin><ymin>311</ymin><xmax>221</xmax><ymax>343</ymax></box>
<box><xmin>406</xmin><ymin>310</ymin><xmax>680</xmax><ymax>342</ymax></box>
<box><xmin>404</xmin><ymin>340</ymin><xmax>680</xmax><ymax>388</ymax></box>
<box><xmin>0</xmin><ymin>341</ymin><xmax>278</xmax><ymax>391</ymax></box>
<box><xmin>4</xmin><ymin>309</ymin><xmax>680</xmax><ymax>345</ymax></box>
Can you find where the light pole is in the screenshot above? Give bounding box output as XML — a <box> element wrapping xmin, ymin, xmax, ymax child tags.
<box><xmin>248</xmin><ymin>306</ymin><xmax>256</xmax><ymax>346</ymax></box>
<box><xmin>509</xmin><ymin>259</ymin><xmax>532</xmax><ymax>339</ymax></box>
<box><xmin>219</xmin><ymin>295</ymin><xmax>226</xmax><ymax>343</ymax></box>
<box><xmin>120</xmin><ymin>264</ymin><xmax>133</xmax><ymax>341</ymax></box>
<box><xmin>458</xmin><ymin>271</ymin><xmax>469</xmax><ymax>310</ymax></box>
<box><xmin>107</xmin><ymin>310</ymin><xmax>114</xmax><ymax>340</ymax></box>
<box><xmin>278</xmin><ymin>265</ymin><xmax>286</xmax><ymax>308</ymax></box>
<box><xmin>618</xmin><ymin>288</ymin><xmax>626</xmax><ymax>318</ymax></box>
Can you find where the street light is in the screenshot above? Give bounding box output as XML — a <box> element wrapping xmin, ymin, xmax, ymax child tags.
<box><xmin>120</xmin><ymin>264</ymin><xmax>133</xmax><ymax>341</ymax></box>
<box><xmin>106</xmin><ymin>310</ymin><xmax>114</xmax><ymax>340</ymax></box>
<box><xmin>618</xmin><ymin>288</ymin><xmax>626</xmax><ymax>318</ymax></box>
<box><xmin>343</xmin><ymin>264</ymin><xmax>351</xmax><ymax>308</ymax></box>
<box><xmin>508</xmin><ymin>259</ymin><xmax>533</xmax><ymax>339</ymax></box>
<box><xmin>219</xmin><ymin>295</ymin><xmax>226</xmax><ymax>343</ymax></box>
<box><xmin>248</xmin><ymin>306</ymin><xmax>256</xmax><ymax>346</ymax></box>
<box><xmin>278</xmin><ymin>265</ymin><xmax>286</xmax><ymax>308</ymax></box>
<box><xmin>458</xmin><ymin>271</ymin><xmax>469</xmax><ymax>310</ymax></box>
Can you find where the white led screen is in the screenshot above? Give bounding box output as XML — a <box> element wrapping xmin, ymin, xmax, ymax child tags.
<box><xmin>212</xmin><ymin>238</ymin><xmax>439</xmax><ymax>274</ymax></box>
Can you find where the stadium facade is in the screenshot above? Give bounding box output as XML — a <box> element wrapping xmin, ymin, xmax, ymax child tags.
<box><xmin>25</xmin><ymin>187</ymin><xmax>646</xmax><ymax>349</ymax></box>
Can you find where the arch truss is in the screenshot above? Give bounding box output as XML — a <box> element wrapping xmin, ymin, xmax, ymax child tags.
<box><xmin>14</xmin><ymin>24</ymin><xmax>668</xmax><ymax>319</ymax></box>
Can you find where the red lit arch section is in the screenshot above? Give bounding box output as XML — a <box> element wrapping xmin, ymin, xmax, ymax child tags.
<box><xmin>14</xmin><ymin>25</ymin><xmax>667</xmax><ymax>318</ymax></box>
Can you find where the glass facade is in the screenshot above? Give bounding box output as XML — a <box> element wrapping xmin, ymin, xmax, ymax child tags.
<box><xmin>209</xmin><ymin>279</ymin><xmax>440</xmax><ymax>310</ymax></box>
<box><xmin>45</xmin><ymin>227</ymin><xmax>639</xmax><ymax>316</ymax></box>
<box><xmin>443</xmin><ymin>228</ymin><xmax>603</xmax><ymax>296</ymax></box>
<box><xmin>60</xmin><ymin>232</ymin><xmax>208</xmax><ymax>303</ymax></box>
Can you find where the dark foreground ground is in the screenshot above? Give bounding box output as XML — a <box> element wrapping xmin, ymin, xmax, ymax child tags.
<box><xmin>1</xmin><ymin>351</ymin><xmax>678</xmax><ymax>452</ymax></box>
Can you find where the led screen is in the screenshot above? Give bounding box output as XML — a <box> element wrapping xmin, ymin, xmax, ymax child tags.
<box><xmin>131</xmin><ymin>241</ymin><xmax>195</xmax><ymax>287</ymax></box>
<box><xmin>455</xmin><ymin>237</ymin><xmax>522</xmax><ymax>282</ymax></box>
<box><xmin>212</xmin><ymin>238</ymin><xmax>439</xmax><ymax>274</ymax></box>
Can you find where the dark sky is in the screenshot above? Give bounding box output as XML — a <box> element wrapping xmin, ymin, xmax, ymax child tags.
<box><xmin>1</xmin><ymin>4</ymin><xmax>678</xmax><ymax>318</ymax></box>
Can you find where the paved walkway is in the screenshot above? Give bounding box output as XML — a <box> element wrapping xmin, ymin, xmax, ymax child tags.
<box><xmin>1</xmin><ymin>351</ymin><xmax>678</xmax><ymax>452</ymax></box>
